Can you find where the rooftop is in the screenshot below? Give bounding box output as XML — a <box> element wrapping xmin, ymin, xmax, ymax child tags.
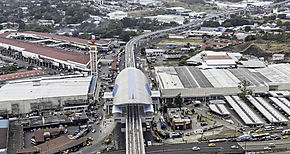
<box><xmin>0</xmin><ymin>70</ymin><xmax>47</xmax><ymax>82</ymax></box>
<box><xmin>113</xmin><ymin>67</ymin><xmax>152</xmax><ymax>105</ymax></box>
<box><xmin>0</xmin><ymin>76</ymin><xmax>91</xmax><ymax>102</ymax></box>
<box><xmin>17</xmin><ymin>136</ymin><xmax>87</xmax><ymax>154</ymax></box>
<box><xmin>156</xmin><ymin>64</ymin><xmax>290</xmax><ymax>90</ymax></box>
<box><xmin>0</xmin><ymin>37</ymin><xmax>90</xmax><ymax>65</ymax></box>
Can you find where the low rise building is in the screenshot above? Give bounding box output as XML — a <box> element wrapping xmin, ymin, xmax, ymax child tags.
<box><xmin>167</xmin><ymin>108</ymin><xmax>192</xmax><ymax>130</ymax></box>
<box><xmin>272</xmin><ymin>54</ymin><xmax>285</xmax><ymax>61</ymax></box>
<box><xmin>108</xmin><ymin>11</ymin><xmax>128</xmax><ymax>20</ymax></box>
<box><xmin>145</xmin><ymin>49</ymin><xmax>165</xmax><ymax>56</ymax></box>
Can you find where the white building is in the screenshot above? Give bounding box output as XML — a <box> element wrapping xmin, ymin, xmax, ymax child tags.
<box><xmin>145</xmin><ymin>15</ymin><xmax>185</xmax><ymax>25</ymax></box>
<box><xmin>186</xmin><ymin>51</ymin><xmax>241</xmax><ymax>69</ymax></box>
<box><xmin>272</xmin><ymin>54</ymin><xmax>285</xmax><ymax>61</ymax></box>
<box><xmin>145</xmin><ymin>49</ymin><xmax>165</xmax><ymax>56</ymax></box>
<box><xmin>0</xmin><ymin>76</ymin><xmax>92</xmax><ymax>114</ymax></box>
<box><xmin>38</xmin><ymin>20</ymin><xmax>55</xmax><ymax>26</ymax></box>
<box><xmin>108</xmin><ymin>11</ymin><xmax>128</xmax><ymax>20</ymax></box>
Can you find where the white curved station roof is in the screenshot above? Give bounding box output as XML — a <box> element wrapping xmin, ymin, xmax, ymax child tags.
<box><xmin>113</xmin><ymin>67</ymin><xmax>152</xmax><ymax>105</ymax></box>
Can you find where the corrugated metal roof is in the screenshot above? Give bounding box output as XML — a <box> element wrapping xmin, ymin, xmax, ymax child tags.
<box><xmin>0</xmin><ymin>37</ymin><xmax>90</xmax><ymax>65</ymax></box>
<box><xmin>113</xmin><ymin>67</ymin><xmax>152</xmax><ymax>105</ymax></box>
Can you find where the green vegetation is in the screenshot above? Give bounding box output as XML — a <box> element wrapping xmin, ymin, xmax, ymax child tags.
<box><xmin>201</xmin><ymin>21</ymin><xmax>220</xmax><ymax>27</ymax></box>
<box><xmin>245</xmin><ymin>33</ymin><xmax>290</xmax><ymax>43</ymax></box>
<box><xmin>178</xmin><ymin>55</ymin><xmax>189</xmax><ymax>66</ymax></box>
<box><xmin>277</xmin><ymin>20</ymin><xmax>290</xmax><ymax>30</ymax></box>
<box><xmin>222</xmin><ymin>16</ymin><xmax>252</xmax><ymax>27</ymax></box>
<box><xmin>97</xmin><ymin>17</ymin><xmax>178</xmax><ymax>41</ymax></box>
<box><xmin>20</xmin><ymin>23</ymin><xmax>55</xmax><ymax>33</ymax></box>
<box><xmin>278</xmin><ymin>14</ymin><xmax>287</xmax><ymax>19</ymax></box>
<box><xmin>174</xmin><ymin>93</ymin><xmax>183</xmax><ymax>108</ymax></box>
<box><xmin>238</xmin><ymin>80</ymin><xmax>253</xmax><ymax>100</ymax></box>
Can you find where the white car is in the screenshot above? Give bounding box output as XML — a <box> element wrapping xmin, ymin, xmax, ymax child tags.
<box><xmin>192</xmin><ymin>146</ymin><xmax>200</xmax><ymax>151</ymax></box>
<box><xmin>276</xmin><ymin>126</ymin><xmax>283</xmax><ymax>130</ymax></box>
<box><xmin>231</xmin><ymin>145</ymin><xmax>239</xmax><ymax>149</ymax></box>
<box><xmin>264</xmin><ymin>146</ymin><xmax>271</xmax><ymax>150</ymax></box>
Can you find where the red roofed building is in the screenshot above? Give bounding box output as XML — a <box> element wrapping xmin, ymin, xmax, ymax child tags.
<box><xmin>0</xmin><ymin>37</ymin><xmax>90</xmax><ymax>71</ymax></box>
<box><xmin>0</xmin><ymin>70</ymin><xmax>47</xmax><ymax>82</ymax></box>
<box><xmin>4</xmin><ymin>31</ymin><xmax>113</xmax><ymax>52</ymax></box>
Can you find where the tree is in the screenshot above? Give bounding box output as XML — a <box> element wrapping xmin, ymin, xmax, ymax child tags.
<box><xmin>18</xmin><ymin>22</ymin><xmax>25</xmax><ymax>30</ymax></box>
<box><xmin>183</xmin><ymin>18</ymin><xmax>190</xmax><ymax>24</ymax></box>
<box><xmin>245</xmin><ymin>26</ymin><xmax>251</xmax><ymax>32</ymax></box>
<box><xmin>141</xmin><ymin>48</ymin><xmax>146</xmax><ymax>55</ymax></box>
<box><xmin>245</xmin><ymin>35</ymin><xmax>256</xmax><ymax>42</ymax></box>
<box><xmin>27</xmin><ymin>64</ymin><xmax>34</xmax><ymax>70</ymax></box>
<box><xmin>174</xmin><ymin>93</ymin><xmax>182</xmax><ymax>109</ymax></box>
<box><xmin>186</xmin><ymin>42</ymin><xmax>190</xmax><ymax>48</ymax></box>
<box><xmin>238</xmin><ymin>80</ymin><xmax>253</xmax><ymax>100</ymax></box>
<box><xmin>201</xmin><ymin>21</ymin><xmax>220</xmax><ymax>27</ymax></box>
<box><xmin>278</xmin><ymin>14</ymin><xmax>286</xmax><ymax>19</ymax></box>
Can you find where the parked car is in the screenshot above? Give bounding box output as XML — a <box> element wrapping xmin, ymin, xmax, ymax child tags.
<box><xmin>200</xmin><ymin>122</ymin><xmax>208</xmax><ymax>126</ymax></box>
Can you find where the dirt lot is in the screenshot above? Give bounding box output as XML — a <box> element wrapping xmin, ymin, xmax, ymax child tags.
<box><xmin>160</xmin><ymin>0</ymin><xmax>217</xmax><ymax>12</ymax></box>
<box><xmin>221</xmin><ymin>40</ymin><xmax>290</xmax><ymax>62</ymax></box>
<box><xmin>157</xmin><ymin>38</ymin><xmax>203</xmax><ymax>46</ymax></box>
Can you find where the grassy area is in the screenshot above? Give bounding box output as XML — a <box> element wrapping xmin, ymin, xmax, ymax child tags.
<box><xmin>159</xmin><ymin>0</ymin><xmax>216</xmax><ymax>12</ymax></box>
<box><xmin>201</xmin><ymin>117</ymin><xmax>216</xmax><ymax>125</ymax></box>
<box><xmin>157</xmin><ymin>38</ymin><xmax>203</xmax><ymax>46</ymax></box>
<box><xmin>280</xmin><ymin>19</ymin><xmax>290</xmax><ymax>23</ymax></box>
<box><xmin>128</xmin><ymin>10</ymin><xmax>153</xmax><ymax>18</ymax></box>
<box><xmin>257</xmin><ymin>42</ymin><xmax>290</xmax><ymax>53</ymax></box>
<box><xmin>166</xmin><ymin>61</ymin><xmax>180</xmax><ymax>66</ymax></box>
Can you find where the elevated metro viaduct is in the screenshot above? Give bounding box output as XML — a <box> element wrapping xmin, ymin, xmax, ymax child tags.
<box><xmin>111</xmin><ymin>67</ymin><xmax>154</xmax><ymax>123</ymax></box>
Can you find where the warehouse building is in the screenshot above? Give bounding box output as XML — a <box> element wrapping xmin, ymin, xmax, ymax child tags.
<box><xmin>155</xmin><ymin>63</ymin><xmax>290</xmax><ymax>101</ymax></box>
<box><xmin>0</xmin><ymin>37</ymin><xmax>90</xmax><ymax>71</ymax></box>
<box><xmin>0</xmin><ymin>76</ymin><xmax>92</xmax><ymax>115</ymax></box>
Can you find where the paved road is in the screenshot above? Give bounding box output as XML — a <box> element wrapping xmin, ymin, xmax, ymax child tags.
<box><xmin>108</xmin><ymin>142</ymin><xmax>242</xmax><ymax>154</ymax></box>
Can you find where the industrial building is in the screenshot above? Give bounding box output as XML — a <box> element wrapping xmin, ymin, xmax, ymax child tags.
<box><xmin>0</xmin><ymin>31</ymin><xmax>114</xmax><ymax>72</ymax></box>
<box><xmin>0</xmin><ymin>119</ymin><xmax>8</xmax><ymax>154</ymax></box>
<box><xmin>0</xmin><ymin>36</ymin><xmax>90</xmax><ymax>71</ymax></box>
<box><xmin>4</xmin><ymin>31</ymin><xmax>113</xmax><ymax>52</ymax></box>
<box><xmin>155</xmin><ymin>63</ymin><xmax>290</xmax><ymax>101</ymax></box>
<box><xmin>0</xmin><ymin>76</ymin><xmax>93</xmax><ymax>115</ymax></box>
